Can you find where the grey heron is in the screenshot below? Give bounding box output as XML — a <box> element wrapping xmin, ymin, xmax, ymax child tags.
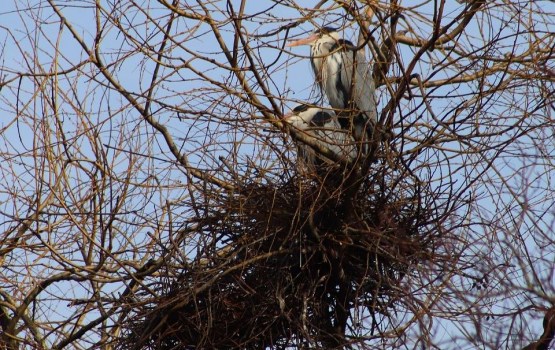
<box><xmin>283</xmin><ymin>104</ymin><xmax>356</xmax><ymax>173</ymax></box>
<box><xmin>287</xmin><ymin>27</ymin><xmax>378</xmax><ymax>153</ymax></box>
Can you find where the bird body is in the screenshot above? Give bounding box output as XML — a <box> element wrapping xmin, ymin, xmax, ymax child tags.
<box><xmin>288</xmin><ymin>27</ymin><xmax>378</xmax><ymax>153</ymax></box>
<box><xmin>284</xmin><ymin>104</ymin><xmax>356</xmax><ymax>172</ymax></box>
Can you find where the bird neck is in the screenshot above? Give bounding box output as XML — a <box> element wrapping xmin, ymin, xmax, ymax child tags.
<box><xmin>311</xmin><ymin>37</ymin><xmax>335</xmax><ymax>56</ymax></box>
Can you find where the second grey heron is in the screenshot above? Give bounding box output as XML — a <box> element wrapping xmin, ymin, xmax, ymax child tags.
<box><xmin>283</xmin><ymin>104</ymin><xmax>356</xmax><ymax>172</ymax></box>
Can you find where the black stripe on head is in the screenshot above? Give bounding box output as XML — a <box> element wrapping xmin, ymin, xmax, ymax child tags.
<box><xmin>310</xmin><ymin>111</ymin><xmax>333</xmax><ymax>127</ymax></box>
<box><xmin>293</xmin><ymin>104</ymin><xmax>310</xmax><ymax>113</ymax></box>
<box><xmin>331</xmin><ymin>39</ymin><xmax>355</xmax><ymax>52</ymax></box>
<box><xmin>317</xmin><ymin>26</ymin><xmax>339</xmax><ymax>35</ymax></box>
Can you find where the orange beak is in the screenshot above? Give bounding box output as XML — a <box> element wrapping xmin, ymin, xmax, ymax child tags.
<box><xmin>286</xmin><ymin>33</ymin><xmax>319</xmax><ymax>47</ymax></box>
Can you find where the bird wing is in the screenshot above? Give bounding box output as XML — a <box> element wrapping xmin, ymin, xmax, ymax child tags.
<box><xmin>313</xmin><ymin>117</ymin><xmax>356</xmax><ymax>162</ymax></box>
<box><xmin>354</xmin><ymin>49</ymin><xmax>378</xmax><ymax>124</ymax></box>
<box><xmin>337</xmin><ymin>45</ymin><xmax>378</xmax><ymax>124</ymax></box>
<box><xmin>319</xmin><ymin>50</ymin><xmax>348</xmax><ymax>110</ymax></box>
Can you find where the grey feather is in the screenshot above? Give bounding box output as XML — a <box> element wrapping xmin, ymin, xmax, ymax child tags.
<box><xmin>309</xmin><ymin>30</ymin><xmax>378</xmax><ymax>151</ymax></box>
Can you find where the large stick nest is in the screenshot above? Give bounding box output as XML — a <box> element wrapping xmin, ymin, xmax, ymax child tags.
<box><xmin>118</xmin><ymin>161</ymin><xmax>442</xmax><ymax>349</ymax></box>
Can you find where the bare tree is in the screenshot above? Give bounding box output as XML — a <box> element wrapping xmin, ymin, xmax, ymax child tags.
<box><xmin>0</xmin><ymin>0</ymin><xmax>554</xmax><ymax>349</ymax></box>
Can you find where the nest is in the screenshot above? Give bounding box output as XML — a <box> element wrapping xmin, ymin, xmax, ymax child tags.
<box><xmin>118</xmin><ymin>161</ymin><xmax>438</xmax><ymax>349</ymax></box>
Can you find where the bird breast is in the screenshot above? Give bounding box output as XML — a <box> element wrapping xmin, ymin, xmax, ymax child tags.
<box><xmin>311</xmin><ymin>44</ymin><xmax>348</xmax><ymax>109</ymax></box>
<box><xmin>302</xmin><ymin>122</ymin><xmax>356</xmax><ymax>163</ymax></box>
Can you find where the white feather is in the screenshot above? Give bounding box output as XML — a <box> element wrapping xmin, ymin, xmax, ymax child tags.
<box><xmin>285</xmin><ymin>106</ymin><xmax>356</xmax><ymax>170</ymax></box>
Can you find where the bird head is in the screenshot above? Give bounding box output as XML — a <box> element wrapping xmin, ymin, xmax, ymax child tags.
<box><xmin>284</xmin><ymin>104</ymin><xmax>335</xmax><ymax>129</ymax></box>
<box><xmin>283</xmin><ymin>104</ymin><xmax>314</xmax><ymax>128</ymax></box>
<box><xmin>286</xmin><ymin>27</ymin><xmax>340</xmax><ymax>47</ymax></box>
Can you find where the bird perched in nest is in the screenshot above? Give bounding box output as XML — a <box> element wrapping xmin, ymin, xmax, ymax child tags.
<box><xmin>287</xmin><ymin>27</ymin><xmax>378</xmax><ymax>155</ymax></box>
<box><xmin>283</xmin><ymin>104</ymin><xmax>356</xmax><ymax>173</ymax></box>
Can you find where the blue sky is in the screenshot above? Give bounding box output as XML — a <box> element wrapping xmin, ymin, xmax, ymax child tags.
<box><xmin>0</xmin><ymin>1</ymin><xmax>554</xmax><ymax>348</ymax></box>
